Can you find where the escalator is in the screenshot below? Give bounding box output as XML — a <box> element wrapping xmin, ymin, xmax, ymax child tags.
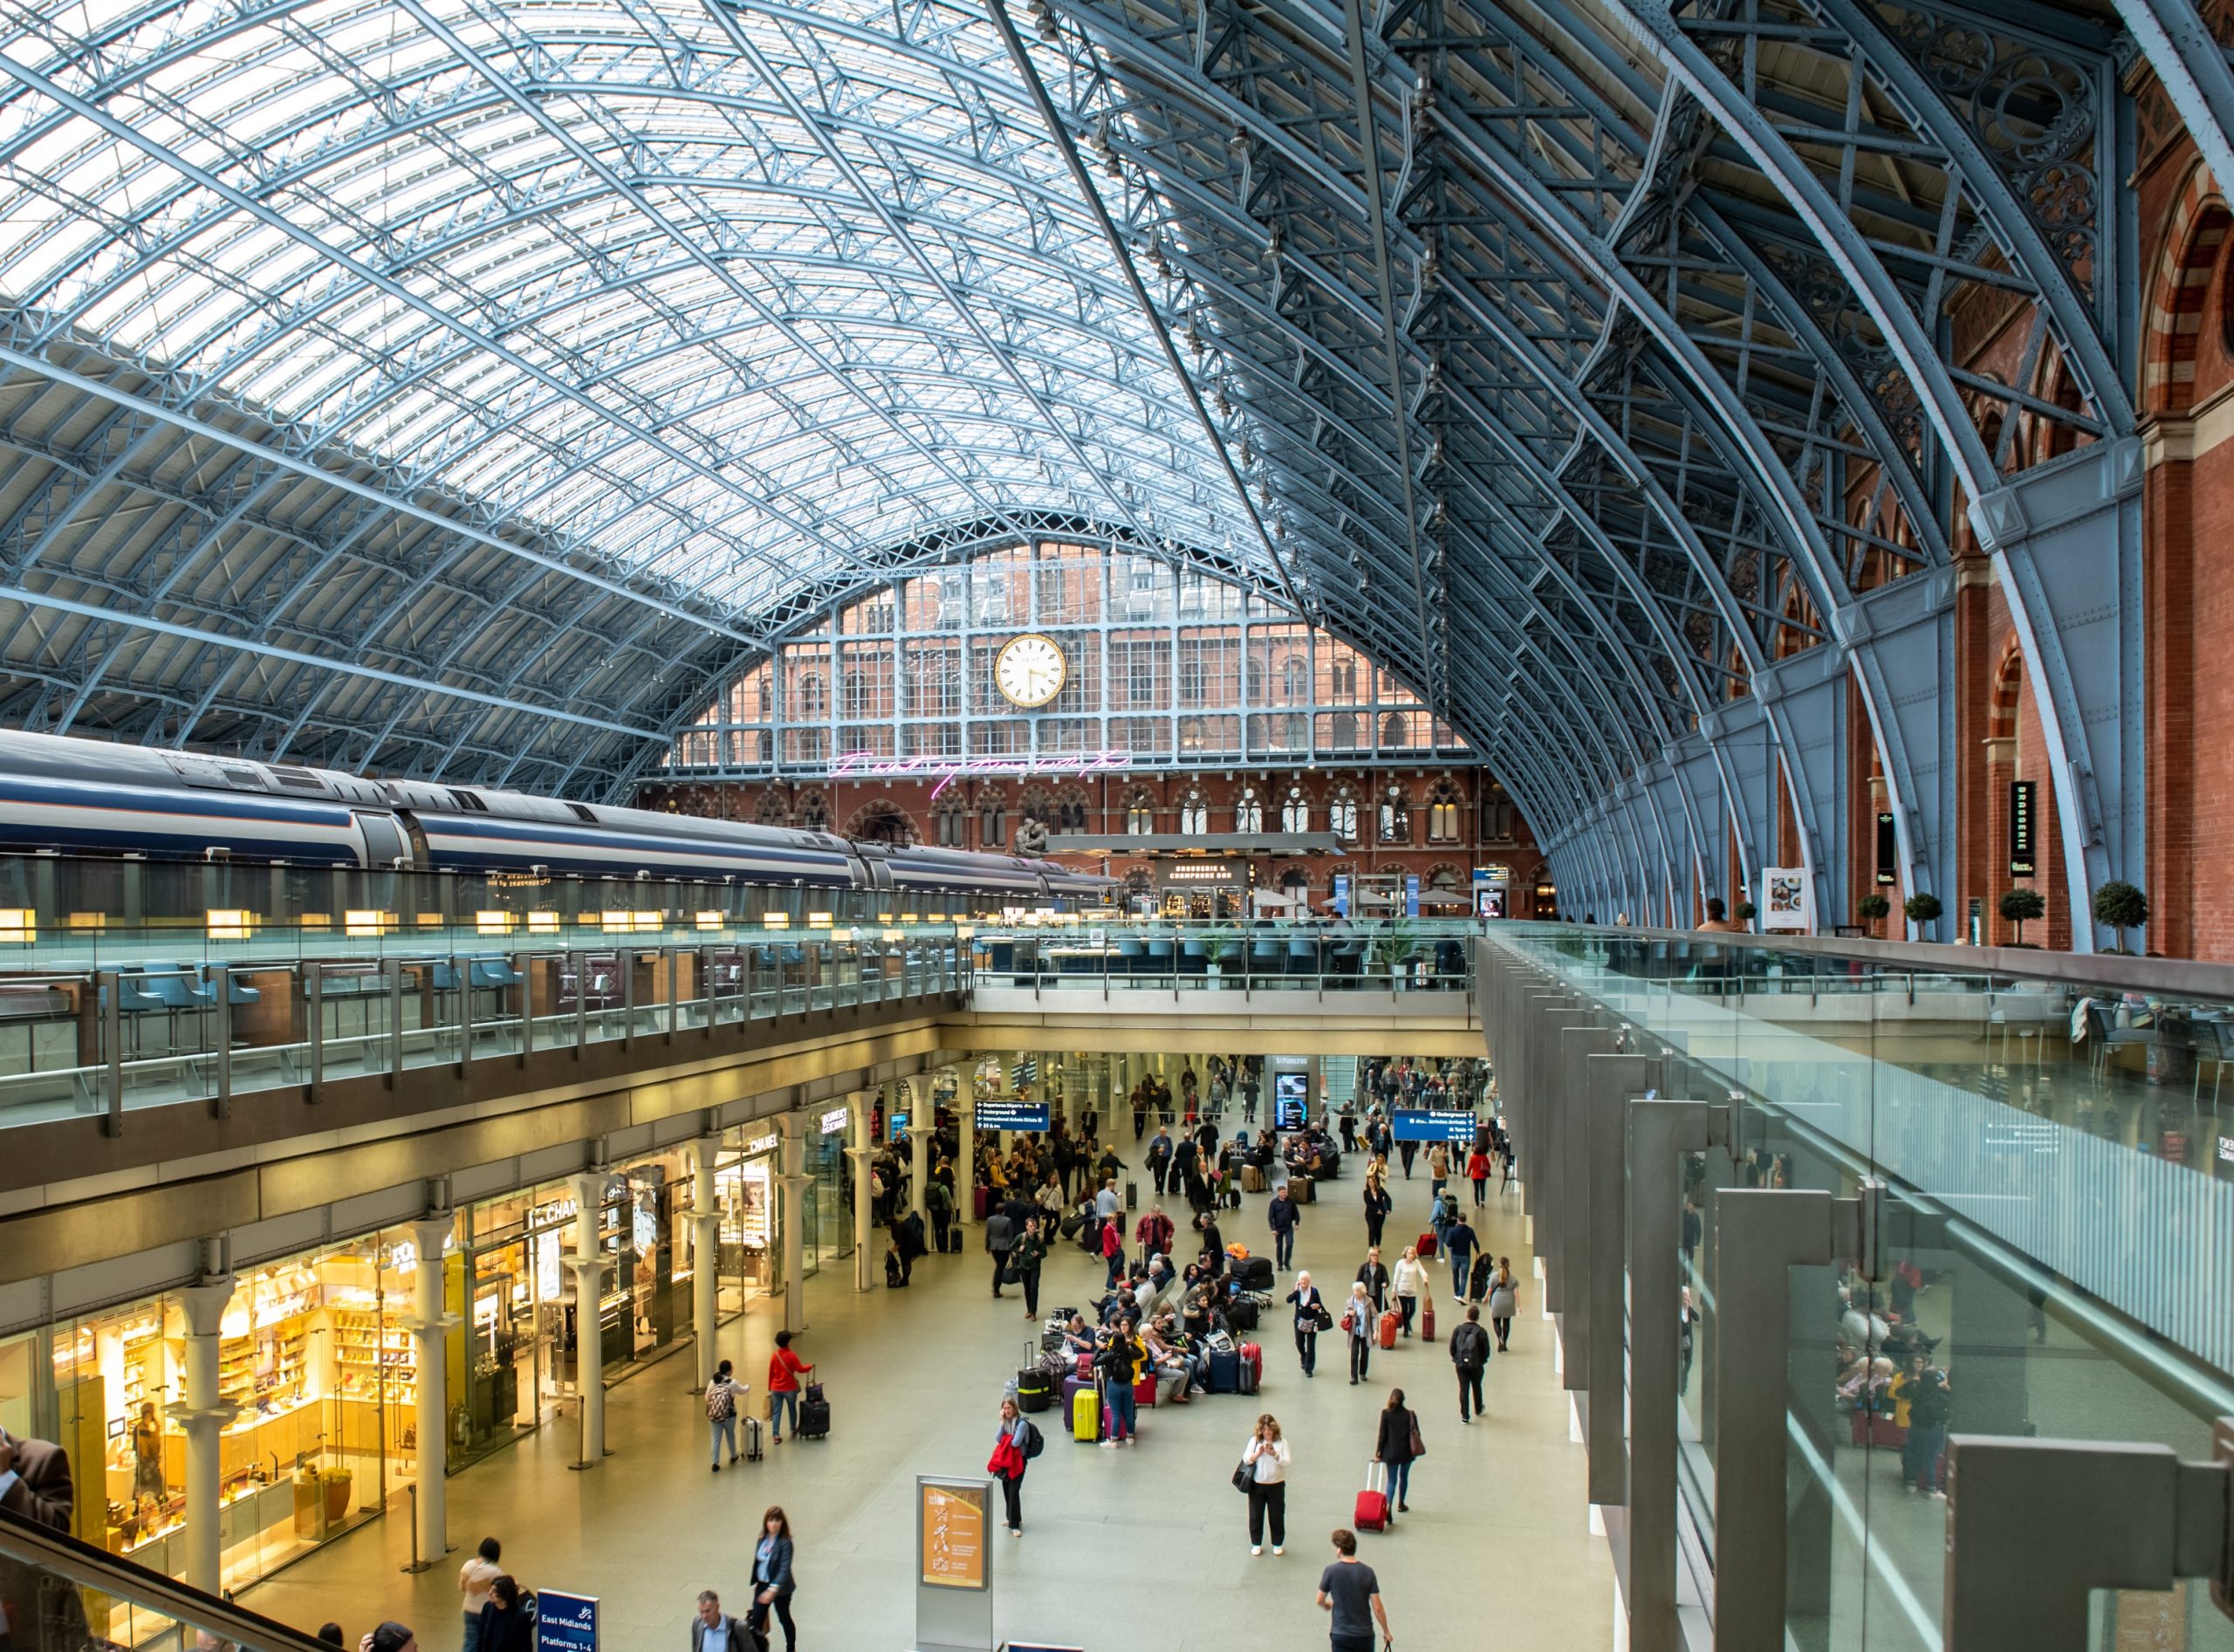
<box><xmin>0</xmin><ymin>1506</ymin><xmax>338</xmax><ymax>1652</ymax></box>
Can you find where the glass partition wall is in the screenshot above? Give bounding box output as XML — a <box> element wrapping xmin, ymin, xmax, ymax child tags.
<box><xmin>1488</xmin><ymin>924</ymin><xmax>2234</xmax><ymax>1652</ymax></box>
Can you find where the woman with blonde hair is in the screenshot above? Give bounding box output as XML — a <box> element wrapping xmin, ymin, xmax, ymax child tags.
<box><xmin>1238</xmin><ymin>1412</ymin><xmax>1291</xmax><ymax>1556</ymax></box>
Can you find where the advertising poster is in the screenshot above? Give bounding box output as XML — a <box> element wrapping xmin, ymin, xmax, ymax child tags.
<box><xmin>920</xmin><ymin>1480</ymin><xmax>989</xmax><ymax>1590</ymax></box>
<box><xmin>1759</xmin><ymin>867</ymin><xmax>1813</xmax><ymax>933</ymax></box>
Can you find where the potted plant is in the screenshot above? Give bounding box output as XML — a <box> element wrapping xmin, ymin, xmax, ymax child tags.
<box><xmin>1903</xmin><ymin>891</ymin><xmax>1943</xmax><ymax>940</ymax></box>
<box><xmin>1857</xmin><ymin>893</ymin><xmax>1892</xmax><ymax>930</ymax></box>
<box><xmin>1370</xmin><ymin>921</ymin><xmax>1420</xmax><ymax>982</ymax></box>
<box><xmin>1199</xmin><ymin>923</ymin><xmax>1238</xmax><ymax>987</ymax></box>
<box><xmin>1998</xmin><ymin>886</ymin><xmax>2046</xmax><ymax>946</ymax></box>
<box><xmin>2093</xmin><ymin>881</ymin><xmax>2148</xmax><ymax>954</ymax></box>
<box><xmin>1734</xmin><ymin>901</ymin><xmax>1758</xmax><ymax>930</ymax></box>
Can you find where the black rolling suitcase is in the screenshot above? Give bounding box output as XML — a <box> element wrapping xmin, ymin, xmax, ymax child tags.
<box><xmin>798</xmin><ymin>1382</ymin><xmax>831</xmax><ymax>1438</ymax></box>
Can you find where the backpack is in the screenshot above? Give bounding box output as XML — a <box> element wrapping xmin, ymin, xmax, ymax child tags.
<box><xmin>1021</xmin><ymin>1420</ymin><xmax>1045</xmax><ymax>1459</ymax></box>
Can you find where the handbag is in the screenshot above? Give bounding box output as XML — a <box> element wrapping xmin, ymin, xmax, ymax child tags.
<box><xmin>1312</xmin><ymin>1303</ymin><xmax>1335</xmax><ymax>1332</ymax></box>
<box><xmin>1408</xmin><ymin>1413</ymin><xmax>1426</xmax><ymax>1458</ymax></box>
<box><xmin>1232</xmin><ymin>1457</ymin><xmax>1255</xmax><ymax>1494</ymax></box>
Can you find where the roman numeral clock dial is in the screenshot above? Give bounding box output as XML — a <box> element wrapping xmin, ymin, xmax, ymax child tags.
<box><xmin>993</xmin><ymin>633</ymin><xmax>1067</xmax><ymax>709</ymax></box>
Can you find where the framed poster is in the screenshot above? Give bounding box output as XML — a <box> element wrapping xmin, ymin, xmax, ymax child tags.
<box><xmin>919</xmin><ymin>1478</ymin><xmax>990</xmax><ymax>1591</ymax></box>
<box><xmin>1759</xmin><ymin>867</ymin><xmax>1813</xmax><ymax>933</ymax></box>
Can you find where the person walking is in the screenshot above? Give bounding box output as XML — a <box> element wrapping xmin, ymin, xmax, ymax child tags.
<box><xmin>1316</xmin><ymin>1529</ymin><xmax>1391</xmax><ymax>1652</ymax></box>
<box><xmin>745</xmin><ymin>1508</ymin><xmax>798</xmax><ymax>1652</ymax></box>
<box><xmin>1009</xmin><ymin>1217</ymin><xmax>1049</xmax><ymax>1320</ymax></box>
<box><xmin>1466</xmin><ymin>1143</ymin><xmax>1491</xmax><ymax>1207</ymax></box>
<box><xmin>1396</xmin><ymin>1136</ymin><xmax>1417</xmax><ymax>1179</ymax></box>
<box><xmin>1426</xmin><ymin>1141</ymin><xmax>1450</xmax><ymax>1207</ymax></box>
<box><xmin>705</xmin><ymin>1361</ymin><xmax>747</xmax><ymax>1470</ymax></box>
<box><xmin>1240</xmin><ymin>1413</ymin><xmax>1291</xmax><ymax>1556</ymax></box>
<box><xmin>458</xmin><ymin>1538</ymin><xmax>503</xmax><ymax>1652</ymax></box>
<box><xmin>1486</xmin><ymin>1257</ymin><xmax>1518</xmax><ymax>1350</ymax></box>
<box><xmin>985</xmin><ymin>1205</ymin><xmax>1016</xmax><ymax>1299</ymax></box>
<box><xmin>1443</xmin><ymin>1211</ymin><xmax>1479</xmax><ymax>1310</ymax></box>
<box><xmin>1392</xmin><ymin>1246</ymin><xmax>1429</xmax><ymax>1338</ymax></box>
<box><xmin>1100</xmin><ymin>1211</ymin><xmax>1126</xmax><ymax>1288</ymax></box>
<box><xmin>1374</xmin><ymin>1388</ymin><xmax>1421</xmax><ymax>1514</ymax></box>
<box><xmin>1285</xmin><ymin>1272</ymin><xmax>1327</xmax><ymax>1378</ymax></box>
<box><xmin>1355</xmin><ymin>1246</ymin><xmax>1389</xmax><ymax>1315</ymax></box>
<box><xmin>1267</xmin><ymin>1182</ymin><xmax>1301</xmax><ymax>1271</ymax></box>
<box><xmin>1450</xmin><ymin>1305</ymin><xmax>1491</xmax><ymax>1421</ymax></box>
<box><xmin>986</xmin><ymin>1397</ymin><xmax>1038</xmax><ymax>1536</ymax></box>
<box><xmin>1341</xmin><ymin>1280</ymin><xmax>1374</xmax><ymax>1384</ymax></box>
<box><xmin>767</xmin><ymin>1331</ymin><xmax>812</xmax><ymax>1444</ymax></box>
<box><xmin>1146</xmin><ymin>1126</ymin><xmax>1174</xmax><ymax>1196</ymax></box>
<box><xmin>689</xmin><ymin>1592</ymin><xmax>755</xmax><ymax>1652</ymax></box>
<box><xmin>1360</xmin><ymin>1176</ymin><xmax>1392</xmax><ymax>1251</ymax></box>
<box><xmin>926</xmin><ymin>1175</ymin><xmax>954</xmax><ymax>1255</ymax></box>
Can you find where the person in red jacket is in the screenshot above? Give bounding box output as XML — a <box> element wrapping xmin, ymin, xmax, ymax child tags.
<box><xmin>1465</xmin><ymin>1148</ymin><xmax>1491</xmax><ymax>1208</ymax></box>
<box><xmin>1135</xmin><ymin>1204</ymin><xmax>1175</xmax><ymax>1264</ymax></box>
<box><xmin>1100</xmin><ymin>1214</ymin><xmax>1125</xmax><ymax>1288</ymax></box>
<box><xmin>767</xmin><ymin>1331</ymin><xmax>813</xmax><ymax>1444</ymax></box>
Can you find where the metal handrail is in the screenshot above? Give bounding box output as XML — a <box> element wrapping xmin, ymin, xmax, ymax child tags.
<box><xmin>0</xmin><ymin>1506</ymin><xmax>333</xmax><ymax>1652</ymax></box>
<box><xmin>1501</xmin><ymin>920</ymin><xmax>2234</xmax><ymax>1001</ymax></box>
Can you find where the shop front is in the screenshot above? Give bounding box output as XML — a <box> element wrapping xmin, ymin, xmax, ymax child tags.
<box><xmin>0</xmin><ymin>1230</ymin><xmax>425</xmax><ymax>1616</ymax></box>
<box><xmin>804</xmin><ymin>1102</ymin><xmax>854</xmax><ymax>1276</ymax></box>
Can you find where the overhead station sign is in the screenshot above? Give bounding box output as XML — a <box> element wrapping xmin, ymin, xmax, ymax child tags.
<box><xmin>977</xmin><ymin>1098</ymin><xmax>1051</xmax><ymax>1132</ymax></box>
<box><xmin>1393</xmin><ymin>1108</ymin><xmax>1477</xmax><ymax>1144</ymax></box>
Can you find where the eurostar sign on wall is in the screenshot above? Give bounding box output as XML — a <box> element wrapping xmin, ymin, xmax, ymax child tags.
<box><xmin>829</xmin><ymin>749</ymin><xmax>1132</xmax><ymax>799</ymax></box>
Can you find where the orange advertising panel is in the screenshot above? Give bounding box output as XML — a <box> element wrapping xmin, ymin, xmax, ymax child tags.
<box><xmin>920</xmin><ymin>1480</ymin><xmax>988</xmax><ymax>1590</ymax></box>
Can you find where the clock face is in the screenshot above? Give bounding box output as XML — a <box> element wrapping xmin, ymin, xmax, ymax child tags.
<box><xmin>994</xmin><ymin>633</ymin><xmax>1067</xmax><ymax>709</ymax></box>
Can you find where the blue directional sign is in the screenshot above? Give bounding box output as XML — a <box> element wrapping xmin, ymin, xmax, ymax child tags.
<box><xmin>1393</xmin><ymin>1108</ymin><xmax>1477</xmax><ymax>1144</ymax></box>
<box><xmin>534</xmin><ymin>1592</ymin><xmax>598</xmax><ymax>1652</ymax></box>
<box><xmin>977</xmin><ymin>1099</ymin><xmax>1051</xmax><ymax>1132</ymax></box>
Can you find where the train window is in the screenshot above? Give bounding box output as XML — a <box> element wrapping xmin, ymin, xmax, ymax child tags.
<box><xmin>449</xmin><ymin>790</ymin><xmax>489</xmax><ymax>812</ymax></box>
<box><xmin>569</xmin><ymin>804</ymin><xmax>598</xmax><ymax>824</ymax></box>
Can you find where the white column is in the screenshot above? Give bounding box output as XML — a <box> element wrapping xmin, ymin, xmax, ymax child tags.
<box><xmin>407</xmin><ymin>1213</ymin><xmax>457</xmax><ymax>1564</ymax></box>
<box><xmin>567</xmin><ymin>1171</ymin><xmax>610</xmax><ymax>1466</ymax></box>
<box><xmin>173</xmin><ymin>1276</ymin><xmax>235</xmax><ymax>1595</ymax></box>
<box><xmin>778</xmin><ymin>1112</ymin><xmax>809</xmax><ymax>1334</ymax></box>
<box><xmin>690</xmin><ymin>1136</ymin><xmax>723</xmax><ymax>1390</ymax></box>
<box><xmin>847</xmin><ymin>1093</ymin><xmax>874</xmax><ymax>1292</ymax></box>
<box><xmin>908</xmin><ymin>1101</ymin><xmax>931</xmax><ymax>1222</ymax></box>
<box><xmin>962</xmin><ymin>1085</ymin><xmax>981</xmax><ymax>1230</ymax></box>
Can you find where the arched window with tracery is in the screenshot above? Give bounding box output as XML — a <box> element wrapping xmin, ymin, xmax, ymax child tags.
<box><xmin>1330</xmin><ymin>711</ymin><xmax>1359</xmax><ymax>751</ymax></box>
<box><xmin>1328</xmin><ymin>785</ymin><xmax>1359</xmax><ymax>842</ymax></box>
<box><xmin>1124</xmin><ymin>786</ymin><xmax>1156</xmax><ymax>835</ymax></box>
<box><xmin>1235</xmin><ymin>786</ymin><xmax>1264</xmax><ymax>833</ymax></box>
<box><xmin>1378</xmin><ymin>785</ymin><xmax>1409</xmax><ymax>844</ymax></box>
<box><xmin>1280</xmin><ymin>784</ymin><xmax>1310</xmax><ymax>833</ymax></box>
<box><xmin>753</xmin><ymin>790</ymin><xmax>791</xmax><ymax>826</ymax></box>
<box><xmin>1057</xmin><ymin>786</ymin><xmax>1090</xmax><ymax>831</ymax></box>
<box><xmin>1179</xmin><ymin>786</ymin><xmax>1210</xmax><ymax>835</ymax></box>
<box><xmin>797</xmin><ymin>789</ymin><xmax>831</xmax><ymax>832</ymax></box>
<box><xmin>1427</xmin><ymin>778</ymin><xmax>1462</xmax><ymax>844</ymax></box>
<box><xmin>979</xmin><ymin>786</ymin><xmax>1007</xmax><ymax>847</ymax></box>
<box><xmin>1280</xmin><ymin>655</ymin><xmax>1308</xmax><ymax>701</ymax></box>
<box><xmin>934</xmin><ymin>797</ymin><xmax>968</xmax><ymax>848</ymax></box>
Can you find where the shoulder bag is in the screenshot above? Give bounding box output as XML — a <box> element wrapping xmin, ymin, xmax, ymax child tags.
<box><xmin>1232</xmin><ymin>1455</ymin><xmax>1255</xmax><ymax>1494</ymax></box>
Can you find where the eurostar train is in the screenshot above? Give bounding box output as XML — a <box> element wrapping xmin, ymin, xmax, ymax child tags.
<box><xmin>0</xmin><ymin>729</ymin><xmax>1109</xmax><ymax>922</ymax></box>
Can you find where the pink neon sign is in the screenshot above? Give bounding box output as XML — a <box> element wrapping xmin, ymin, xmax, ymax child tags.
<box><xmin>828</xmin><ymin>748</ymin><xmax>1134</xmax><ymax>799</ymax></box>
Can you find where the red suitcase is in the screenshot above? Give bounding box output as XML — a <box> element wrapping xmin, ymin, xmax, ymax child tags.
<box><xmin>1239</xmin><ymin>1342</ymin><xmax>1263</xmax><ymax>1392</ymax></box>
<box><xmin>1416</xmin><ymin>1230</ymin><xmax>1437</xmax><ymax>1259</ymax></box>
<box><xmin>1354</xmin><ymin>1463</ymin><xmax>1390</xmax><ymax>1532</ymax></box>
<box><xmin>1378</xmin><ymin>1309</ymin><xmax>1400</xmax><ymax>1350</ymax></box>
<box><xmin>974</xmin><ymin>1184</ymin><xmax>990</xmax><ymax>1220</ymax></box>
<box><xmin>1422</xmin><ymin>1301</ymin><xmax>1437</xmax><ymax>1342</ymax></box>
<box><xmin>1134</xmin><ymin>1374</ymin><xmax>1159</xmax><ymax>1409</ymax></box>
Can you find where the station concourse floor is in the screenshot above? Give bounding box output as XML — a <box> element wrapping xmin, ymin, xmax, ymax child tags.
<box><xmin>245</xmin><ymin>1155</ymin><xmax>1613</xmax><ymax>1651</ymax></box>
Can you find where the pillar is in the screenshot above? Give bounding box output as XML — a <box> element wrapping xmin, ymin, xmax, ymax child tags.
<box><xmin>847</xmin><ymin>1093</ymin><xmax>874</xmax><ymax>1292</ymax></box>
<box><xmin>691</xmin><ymin>1135</ymin><xmax>723</xmax><ymax>1390</ymax></box>
<box><xmin>778</xmin><ymin>1111</ymin><xmax>809</xmax><ymax>1334</ymax></box>
<box><xmin>567</xmin><ymin>1171</ymin><xmax>610</xmax><ymax>1465</ymax></box>
<box><xmin>407</xmin><ymin>1213</ymin><xmax>457</xmax><ymax>1564</ymax></box>
<box><xmin>962</xmin><ymin>1086</ymin><xmax>980</xmax><ymax>1229</ymax></box>
<box><xmin>908</xmin><ymin>1098</ymin><xmax>931</xmax><ymax>1222</ymax></box>
<box><xmin>173</xmin><ymin>1276</ymin><xmax>235</xmax><ymax>1595</ymax></box>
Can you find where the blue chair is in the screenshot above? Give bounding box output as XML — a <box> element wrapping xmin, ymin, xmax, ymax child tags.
<box><xmin>1144</xmin><ymin>939</ymin><xmax>1175</xmax><ymax>982</ymax></box>
<box><xmin>1115</xmin><ymin>936</ymin><xmax>1147</xmax><ymax>977</ymax></box>
<box><xmin>99</xmin><ymin>971</ymin><xmax>168</xmax><ymax>1054</ymax></box>
<box><xmin>469</xmin><ymin>956</ymin><xmax>524</xmax><ymax>990</ymax></box>
<box><xmin>1178</xmin><ymin>942</ymin><xmax>1209</xmax><ymax>977</ymax></box>
<box><xmin>1287</xmin><ymin>938</ymin><xmax>1320</xmax><ymax>977</ymax></box>
<box><xmin>1249</xmin><ymin>942</ymin><xmax>1284</xmax><ymax>984</ymax></box>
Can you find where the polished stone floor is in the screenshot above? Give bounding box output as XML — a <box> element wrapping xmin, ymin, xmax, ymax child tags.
<box><xmin>247</xmin><ymin>1154</ymin><xmax>1612</xmax><ymax>1651</ymax></box>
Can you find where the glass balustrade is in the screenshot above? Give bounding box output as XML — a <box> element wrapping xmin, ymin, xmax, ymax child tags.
<box><xmin>1488</xmin><ymin>923</ymin><xmax>2234</xmax><ymax>1652</ymax></box>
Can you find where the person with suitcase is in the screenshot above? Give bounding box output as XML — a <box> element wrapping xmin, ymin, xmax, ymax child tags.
<box><xmin>927</xmin><ymin>1176</ymin><xmax>954</xmax><ymax>1256</ymax></box>
<box><xmin>1340</xmin><ymin>1280</ymin><xmax>1375</xmax><ymax>1384</ymax></box>
<box><xmin>1373</xmin><ymin>1387</ymin><xmax>1422</xmax><ymax>1514</ymax></box>
<box><xmin>987</xmin><ymin>1396</ymin><xmax>1042</xmax><ymax>1537</ymax></box>
<box><xmin>1238</xmin><ymin>1412</ymin><xmax>1290</xmax><ymax>1556</ymax></box>
<box><xmin>1318</xmin><ymin>1528</ymin><xmax>1391</xmax><ymax>1652</ymax></box>
<box><xmin>766</xmin><ymin>1332</ymin><xmax>812</xmax><ymax>1444</ymax></box>
<box><xmin>1355</xmin><ymin>1245</ymin><xmax>1389</xmax><ymax>1316</ymax></box>
<box><xmin>706</xmin><ymin>1360</ymin><xmax>747</xmax><ymax>1471</ymax></box>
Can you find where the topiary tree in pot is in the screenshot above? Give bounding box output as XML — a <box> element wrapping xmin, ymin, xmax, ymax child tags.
<box><xmin>1735</xmin><ymin>901</ymin><xmax>1758</xmax><ymax>928</ymax></box>
<box><xmin>1998</xmin><ymin>886</ymin><xmax>2046</xmax><ymax>946</ymax></box>
<box><xmin>1903</xmin><ymin>891</ymin><xmax>1943</xmax><ymax>940</ymax></box>
<box><xmin>1857</xmin><ymin>893</ymin><xmax>1892</xmax><ymax>931</ymax></box>
<box><xmin>2093</xmin><ymin>881</ymin><xmax>2148</xmax><ymax>955</ymax></box>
